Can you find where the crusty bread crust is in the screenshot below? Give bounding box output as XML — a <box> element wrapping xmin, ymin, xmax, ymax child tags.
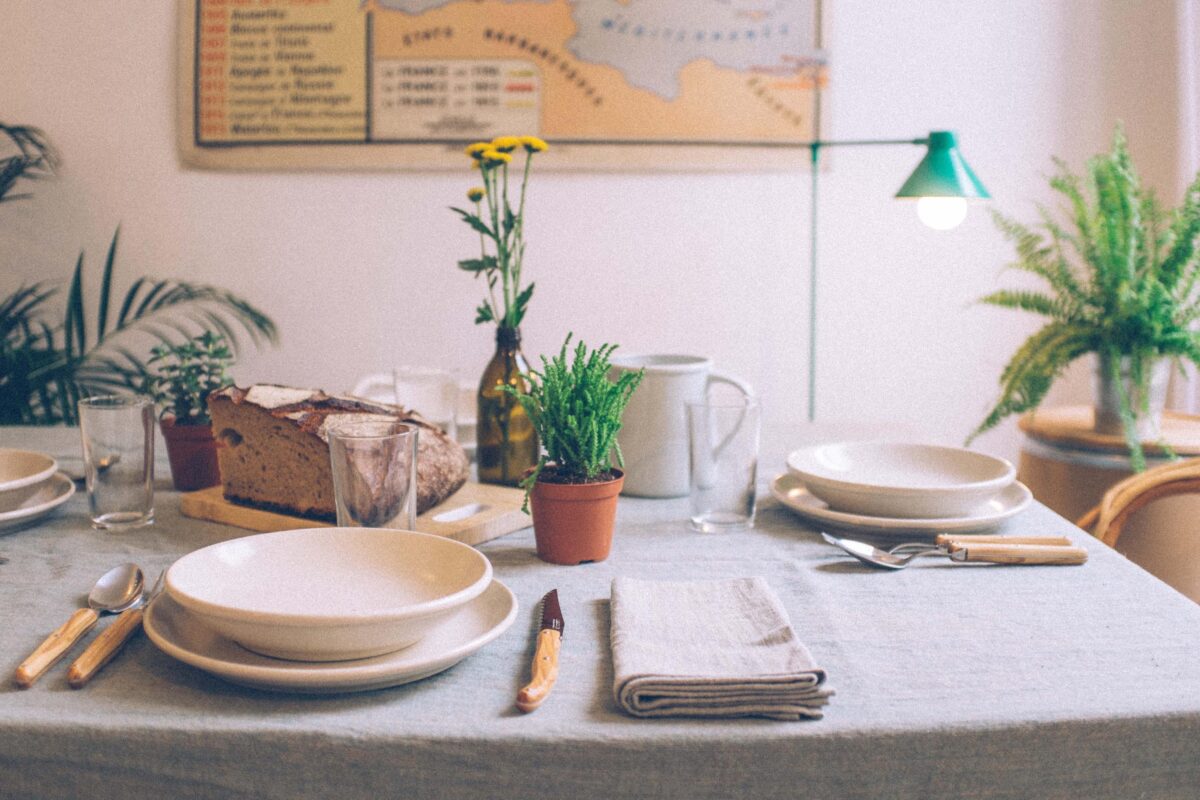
<box><xmin>208</xmin><ymin>384</ymin><xmax>469</xmax><ymax>520</ymax></box>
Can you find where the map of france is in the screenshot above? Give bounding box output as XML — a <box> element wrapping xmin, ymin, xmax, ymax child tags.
<box><xmin>186</xmin><ymin>0</ymin><xmax>824</xmax><ymax>167</ymax></box>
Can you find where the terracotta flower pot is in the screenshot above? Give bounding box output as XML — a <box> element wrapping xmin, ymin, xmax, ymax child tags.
<box><xmin>530</xmin><ymin>468</ymin><xmax>624</xmax><ymax>565</ymax></box>
<box><xmin>160</xmin><ymin>417</ymin><xmax>222</xmax><ymax>491</ymax></box>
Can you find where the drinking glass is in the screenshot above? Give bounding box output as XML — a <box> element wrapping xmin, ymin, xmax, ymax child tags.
<box><xmin>687</xmin><ymin>399</ymin><xmax>761</xmax><ymax>532</ymax></box>
<box><xmin>393</xmin><ymin>367</ymin><xmax>458</xmax><ymax>440</ymax></box>
<box><xmin>328</xmin><ymin>420</ymin><xmax>419</xmax><ymax>529</ymax></box>
<box><xmin>78</xmin><ymin>395</ymin><xmax>155</xmax><ymax>530</ymax></box>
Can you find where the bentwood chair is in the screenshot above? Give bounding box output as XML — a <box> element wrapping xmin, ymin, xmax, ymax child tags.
<box><xmin>1076</xmin><ymin>457</ymin><xmax>1200</xmax><ymax>547</ymax></box>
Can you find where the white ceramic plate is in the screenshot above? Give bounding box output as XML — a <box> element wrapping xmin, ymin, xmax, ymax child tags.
<box><xmin>770</xmin><ymin>473</ymin><xmax>1032</xmax><ymax>535</ymax></box>
<box><xmin>145</xmin><ymin>579</ymin><xmax>516</xmax><ymax>693</ymax></box>
<box><xmin>0</xmin><ymin>473</ymin><xmax>75</xmax><ymax>534</ymax></box>
<box><xmin>166</xmin><ymin>528</ymin><xmax>493</xmax><ymax>661</ymax></box>
<box><xmin>786</xmin><ymin>442</ymin><xmax>1015</xmax><ymax>518</ymax></box>
<box><xmin>0</xmin><ymin>449</ymin><xmax>58</xmax><ymax>495</ymax></box>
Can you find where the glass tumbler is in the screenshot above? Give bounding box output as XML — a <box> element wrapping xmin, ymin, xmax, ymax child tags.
<box><xmin>687</xmin><ymin>398</ymin><xmax>761</xmax><ymax>532</ymax></box>
<box><xmin>78</xmin><ymin>395</ymin><xmax>155</xmax><ymax>530</ymax></box>
<box><xmin>328</xmin><ymin>420</ymin><xmax>419</xmax><ymax>529</ymax></box>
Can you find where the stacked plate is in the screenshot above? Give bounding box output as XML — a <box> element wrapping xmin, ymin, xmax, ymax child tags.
<box><xmin>772</xmin><ymin>442</ymin><xmax>1031</xmax><ymax>535</ymax></box>
<box><xmin>0</xmin><ymin>449</ymin><xmax>75</xmax><ymax>534</ymax></box>
<box><xmin>144</xmin><ymin>527</ymin><xmax>518</xmax><ymax>693</ymax></box>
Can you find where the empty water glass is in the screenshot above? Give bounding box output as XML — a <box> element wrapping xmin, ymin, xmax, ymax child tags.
<box><xmin>78</xmin><ymin>395</ymin><xmax>155</xmax><ymax>530</ymax></box>
<box><xmin>687</xmin><ymin>399</ymin><xmax>760</xmax><ymax>532</ymax></box>
<box><xmin>393</xmin><ymin>366</ymin><xmax>458</xmax><ymax>440</ymax></box>
<box><xmin>328</xmin><ymin>420</ymin><xmax>419</xmax><ymax>530</ymax></box>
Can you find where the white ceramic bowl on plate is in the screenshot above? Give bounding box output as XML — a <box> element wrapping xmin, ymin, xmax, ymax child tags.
<box><xmin>0</xmin><ymin>473</ymin><xmax>75</xmax><ymax>534</ymax></box>
<box><xmin>0</xmin><ymin>449</ymin><xmax>58</xmax><ymax>506</ymax></box>
<box><xmin>165</xmin><ymin>527</ymin><xmax>493</xmax><ymax>662</ymax></box>
<box><xmin>786</xmin><ymin>442</ymin><xmax>1016</xmax><ymax>519</ymax></box>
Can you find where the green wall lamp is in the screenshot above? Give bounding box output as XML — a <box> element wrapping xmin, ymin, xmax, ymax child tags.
<box><xmin>806</xmin><ymin>130</ymin><xmax>990</xmax><ymax>420</ymax></box>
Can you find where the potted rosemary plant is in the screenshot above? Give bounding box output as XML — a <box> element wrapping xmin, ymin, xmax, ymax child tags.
<box><xmin>452</xmin><ymin>135</ymin><xmax>549</xmax><ymax>487</ymax></box>
<box><xmin>506</xmin><ymin>336</ymin><xmax>643</xmax><ymax>565</ymax></box>
<box><xmin>148</xmin><ymin>332</ymin><xmax>234</xmax><ymax>490</ymax></box>
<box><xmin>971</xmin><ymin>126</ymin><xmax>1200</xmax><ymax>470</ymax></box>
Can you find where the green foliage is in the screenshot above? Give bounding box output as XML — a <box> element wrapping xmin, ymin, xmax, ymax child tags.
<box><xmin>1</xmin><ymin>122</ymin><xmax>57</xmax><ymax>206</ymax></box>
<box><xmin>147</xmin><ymin>331</ymin><xmax>234</xmax><ymax>425</ymax></box>
<box><xmin>2</xmin><ymin>122</ymin><xmax>278</xmax><ymax>425</ymax></box>
<box><xmin>973</xmin><ymin>125</ymin><xmax>1200</xmax><ymax>469</ymax></box>
<box><xmin>1</xmin><ymin>228</ymin><xmax>278</xmax><ymax>425</ymax></box>
<box><xmin>504</xmin><ymin>335</ymin><xmax>644</xmax><ymax>506</ymax></box>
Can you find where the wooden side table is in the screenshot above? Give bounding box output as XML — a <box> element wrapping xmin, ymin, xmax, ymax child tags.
<box><xmin>1019</xmin><ymin>405</ymin><xmax>1200</xmax><ymax>602</ymax></box>
<box><xmin>1018</xmin><ymin>406</ymin><xmax>1200</xmax><ymax>522</ymax></box>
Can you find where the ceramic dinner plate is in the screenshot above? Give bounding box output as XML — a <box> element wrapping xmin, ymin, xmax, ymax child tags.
<box><xmin>144</xmin><ymin>579</ymin><xmax>517</xmax><ymax>694</ymax></box>
<box><xmin>0</xmin><ymin>473</ymin><xmax>75</xmax><ymax>534</ymax></box>
<box><xmin>770</xmin><ymin>473</ymin><xmax>1032</xmax><ymax>535</ymax></box>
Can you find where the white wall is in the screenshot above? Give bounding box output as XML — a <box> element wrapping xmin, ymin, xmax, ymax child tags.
<box><xmin>1</xmin><ymin>0</ymin><xmax>1191</xmax><ymax>465</ymax></box>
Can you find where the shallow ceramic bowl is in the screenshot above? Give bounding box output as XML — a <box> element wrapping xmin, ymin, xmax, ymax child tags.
<box><xmin>786</xmin><ymin>442</ymin><xmax>1016</xmax><ymax>519</ymax></box>
<box><xmin>0</xmin><ymin>449</ymin><xmax>58</xmax><ymax>507</ymax></box>
<box><xmin>165</xmin><ymin>527</ymin><xmax>493</xmax><ymax>661</ymax></box>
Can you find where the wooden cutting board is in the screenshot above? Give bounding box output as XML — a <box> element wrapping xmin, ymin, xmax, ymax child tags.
<box><xmin>179</xmin><ymin>481</ymin><xmax>530</xmax><ymax>546</ymax></box>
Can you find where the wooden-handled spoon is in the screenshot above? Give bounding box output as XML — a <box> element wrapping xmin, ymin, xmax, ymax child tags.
<box><xmin>14</xmin><ymin>563</ymin><xmax>142</xmax><ymax>688</ymax></box>
<box><xmin>67</xmin><ymin>570</ymin><xmax>164</xmax><ymax>688</ymax></box>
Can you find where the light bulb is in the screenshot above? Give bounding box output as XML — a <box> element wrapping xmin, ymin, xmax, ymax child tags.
<box><xmin>916</xmin><ymin>196</ymin><xmax>968</xmax><ymax>230</ymax></box>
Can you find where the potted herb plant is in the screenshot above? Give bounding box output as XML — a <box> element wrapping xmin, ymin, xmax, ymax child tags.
<box><xmin>506</xmin><ymin>336</ymin><xmax>644</xmax><ymax>565</ymax></box>
<box><xmin>452</xmin><ymin>135</ymin><xmax>549</xmax><ymax>487</ymax></box>
<box><xmin>148</xmin><ymin>332</ymin><xmax>234</xmax><ymax>491</ymax></box>
<box><xmin>971</xmin><ymin>126</ymin><xmax>1200</xmax><ymax>470</ymax></box>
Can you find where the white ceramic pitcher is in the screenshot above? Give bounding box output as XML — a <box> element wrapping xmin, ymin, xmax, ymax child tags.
<box><xmin>611</xmin><ymin>354</ymin><xmax>755</xmax><ymax>498</ymax></box>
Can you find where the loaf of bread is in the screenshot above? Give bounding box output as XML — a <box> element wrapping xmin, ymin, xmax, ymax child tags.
<box><xmin>207</xmin><ymin>384</ymin><xmax>469</xmax><ymax>520</ymax></box>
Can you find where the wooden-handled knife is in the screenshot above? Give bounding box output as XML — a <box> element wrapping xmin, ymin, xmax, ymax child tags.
<box><xmin>516</xmin><ymin>589</ymin><xmax>563</xmax><ymax>713</ymax></box>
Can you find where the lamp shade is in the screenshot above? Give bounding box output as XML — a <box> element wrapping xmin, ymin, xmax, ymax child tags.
<box><xmin>895</xmin><ymin>131</ymin><xmax>990</xmax><ymax>199</ymax></box>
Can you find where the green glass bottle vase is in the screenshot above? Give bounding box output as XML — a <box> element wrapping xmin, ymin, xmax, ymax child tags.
<box><xmin>477</xmin><ymin>326</ymin><xmax>538</xmax><ymax>486</ymax></box>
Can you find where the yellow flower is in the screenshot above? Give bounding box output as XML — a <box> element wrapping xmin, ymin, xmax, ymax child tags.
<box><xmin>481</xmin><ymin>148</ymin><xmax>513</xmax><ymax>166</ymax></box>
<box><xmin>464</xmin><ymin>142</ymin><xmax>491</xmax><ymax>160</ymax></box>
<box><xmin>520</xmin><ymin>136</ymin><xmax>549</xmax><ymax>153</ymax></box>
<box><xmin>467</xmin><ymin>187</ymin><xmax>486</xmax><ymax>202</ymax></box>
<box><xmin>490</xmin><ymin>135</ymin><xmax>522</xmax><ymax>153</ymax></box>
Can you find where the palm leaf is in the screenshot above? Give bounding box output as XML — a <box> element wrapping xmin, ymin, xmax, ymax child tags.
<box><xmin>64</xmin><ymin>252</ymin><xmax>86</xmax><ymax>360</ymax></box>
<box><xmin>0</xmin><ymin>122</ymin><xmax>58</xmax><ymax>205</ymax></box>
<box><xmin>1</xmin><ymin>227</ymin><xmax>278</xmax><ymax>424</ymax></box>
<box><xmin>96</xmin><ymin>226</ymin><xmax>119</xmax><ymax>337</ymax></box>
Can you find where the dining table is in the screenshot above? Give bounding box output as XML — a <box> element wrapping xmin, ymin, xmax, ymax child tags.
<box><xmin>3</xmin><ymin>424</ymin><xmax>1200</xmax><ymax>800</ymax></box>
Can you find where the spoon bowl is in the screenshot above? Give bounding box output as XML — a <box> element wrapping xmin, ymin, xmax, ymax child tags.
<box><xmin>90</xmin><ymin>563</ymin><xmax>144</xmax><ymax>612</ymax></box>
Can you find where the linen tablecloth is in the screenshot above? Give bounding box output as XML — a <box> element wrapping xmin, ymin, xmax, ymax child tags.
<box><xmin>3</xmin><ymin>426</ymin><xmax>1200</xmax><ymax>799</ymax></box>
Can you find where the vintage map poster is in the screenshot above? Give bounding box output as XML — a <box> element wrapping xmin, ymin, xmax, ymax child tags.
<box><xmin>178</xmin><ymin>0</ymin><xmax>826</xmax><ymax>170</ymax></box>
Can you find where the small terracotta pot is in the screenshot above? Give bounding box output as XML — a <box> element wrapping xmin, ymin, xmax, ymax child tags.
<box><xmin>160</xmin><ymin>417</ymin><xmax>222</xmax><ymax>491</ymax></box>
<box><xmin>529</xmin><ymin>468</ymin><xmax>624</xmax><ymax>565</ymax></box>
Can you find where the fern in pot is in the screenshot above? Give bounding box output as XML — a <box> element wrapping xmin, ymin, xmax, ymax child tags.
<box><xmin>148</xmin><ymin>332</ymin><xmax>233</xmax><ymax>491</ymax></box>
<box><xmin>971</xmin><ymin>126</ymin><xmax>1200</xmax><ymax>470</ymax></box>
<box><xmin>505</xmin><ymin>335</ymin><xmax>643</xmax><ymax>565</ymax></box>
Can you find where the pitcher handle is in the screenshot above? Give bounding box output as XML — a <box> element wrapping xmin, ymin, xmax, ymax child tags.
<box><xmin>699</xmin><ymin>372</ymin><xmax>756</xmax><ymax>473</ymax></box>
<box><xmin>707</xmin><ymin>370</ymin><xmax>755</xmax><ymax>399</ymax></box>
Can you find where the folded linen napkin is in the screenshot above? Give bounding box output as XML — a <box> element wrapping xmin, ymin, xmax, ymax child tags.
<box><xmin>610</xmin><ymin>576</ymin><xmax>833</xmax><ymax>720</ymax></box>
